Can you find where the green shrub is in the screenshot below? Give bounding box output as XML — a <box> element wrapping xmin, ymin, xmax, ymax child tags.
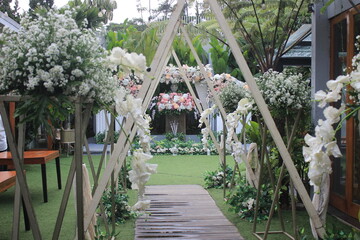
<box><xmin>101</xmin><ymin>187</ymin><xmax>137</xmax><ymax>224</ymax></box>
<box><xmin>226</xmin><ymin>178</ymin><xmax>272</xmax><ymax>222</ymax></box>
<box><xmin>204</xmin><ymin>165</ymin><xmax>234</xmax><ymax>189</ymax></box>
<box><xmin>165</xmin><ymin>132</ymin><xmax>186</xmax><ymax>141</ymax></box>
<box><xmin>94</xmin><ymin>131</ymin><xmax>120</xmax><ymax>144</ymax></box>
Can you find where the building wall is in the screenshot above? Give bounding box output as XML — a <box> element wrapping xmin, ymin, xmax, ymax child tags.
<box><xmin>311</xmin><ymin>0</ymin><xmax>360</xmax><ymax>124</ymax></box>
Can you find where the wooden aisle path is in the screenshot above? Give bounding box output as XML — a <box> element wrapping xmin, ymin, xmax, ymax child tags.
<box><xmin>135</xmin><ymin>185</ymin><xmax>244</xmax><ymax>240</ymax></box>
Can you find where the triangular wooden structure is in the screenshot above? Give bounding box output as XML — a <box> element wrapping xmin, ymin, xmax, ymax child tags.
<box><xmin>82</xmin><ymin>0</ymin><xmax>325</xmax><ymax>238</ymax></box>
<box><xmin>0</xmin><ymin>1</ymin><xmax>325</xmax><ymax>239</ymax></box>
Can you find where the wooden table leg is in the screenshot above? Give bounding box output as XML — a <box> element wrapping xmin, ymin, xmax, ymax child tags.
<box><xmin>41</xmin><ymin>164</ymin><xmax>48</xmax><ymax>203</ymax></box>
<box><xmin>55</xmin><ymin>157</ymin><xmax>61</xmax><ymax>189</ymax></box>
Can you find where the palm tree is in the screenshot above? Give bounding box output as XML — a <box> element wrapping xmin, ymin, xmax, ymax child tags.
<box><xmin>197</xmin><ymin>0</ymin><xmax>310</xmax><ymax>73</ymax></box>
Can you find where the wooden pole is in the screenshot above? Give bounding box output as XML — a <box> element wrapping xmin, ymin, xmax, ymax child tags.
<box><xmin>12</xmin><ymin>115</ymin><xmax>25</xmax><ymax>239</ymax></box>
<box><xmin>0</xmin><ymin>100</ymin><xmax>42</xmax><ymax>240</ymax></box>
<box><xmin>74</xmin><ymin>98</ymin><xmax>84</xmax><ymax>240</ymax></box>
<box><xmin>208</xmin><ymin>1</ymin><xmax>325</xmax><ymax>237</ymax></box>
<box><xmin>52</xmin><ymin>103</ymin><xmax>92</xmax><ymax>240</ymax></box>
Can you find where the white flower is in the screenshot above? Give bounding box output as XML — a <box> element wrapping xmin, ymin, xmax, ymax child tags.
<box><xmin>323</xmin><ymin>105</ymin><xmax>344</xmax><ymax>124</ymax></box>
<box><xmin>315</xmin><ymin>119</ymin><xmax>335</xmax><ymax>142</ymax></box>
<box><xmin>326</xmin><ymin>79</ymin><xmax>343</xmax><ymax>91</ymax></box>
<box><xmin>132</xmin><ymin>200</ymin><xmax>150</xmax><ymax>211</ymax></box>
<box><xmin>236</xmin><ymin>98</ymin><xmax>253</xmax><ymax>115</ymax></box>
<box><xmin>232</xmin><ymin>142</ymin><xmax>246</xmax><ymax>163</ymax></box>
<box><xmin>325</xmin><ymin>141</ymin><xmax>342</xmax><ymax>157</ymax></box>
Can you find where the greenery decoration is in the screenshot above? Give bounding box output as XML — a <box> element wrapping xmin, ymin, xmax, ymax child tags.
<box><xmin>101</xmin><ymin>187</ymin><xmax>137</xmax><ymax>224</ymax></box>
<box><xmin>226</xmin><ymin>178</ymin><xmax>272</xmax><ymax>222</ymax></box>
<box><xmin>203</xmin><ymin>165</ymin><xmax>234</xmax><ymax>189</ymax></box>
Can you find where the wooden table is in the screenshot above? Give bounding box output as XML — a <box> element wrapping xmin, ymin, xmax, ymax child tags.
<box><xmin>0</xmin><ymin>150</ymin><xmax>61</xmax><ymax>202</ymax></box>
<box><xmin>0</xmin><ymin>171</ymin><xmax>30</xmax><ymax>230</ymax></box>
<box><xmin>0</xmin><ymin>170</ymin><xmax>16</xmax><ymax>193</ymax></box>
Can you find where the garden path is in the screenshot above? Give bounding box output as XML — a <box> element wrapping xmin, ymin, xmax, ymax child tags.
<box><xmin>135</xmin><ymin>185</ymin><xmax>244</xmax><ymax>240</ymax></box>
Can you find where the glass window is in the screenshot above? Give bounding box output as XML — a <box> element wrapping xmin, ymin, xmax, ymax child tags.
<box><xmin>353</xmin><ymin>13</ymin><xmax>360</xmax><ymax>204</ymax></box>
<box><xmin>332</xmin><ymin>19</ymin><xmax>347</xmax><ymax>196</ymax></box>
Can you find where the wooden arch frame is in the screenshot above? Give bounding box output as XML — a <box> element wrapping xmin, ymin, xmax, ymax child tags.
<box><xmin>1</xmin><ymin>1</ymin><xmax>325</xmax><ymax>239</ymax></box>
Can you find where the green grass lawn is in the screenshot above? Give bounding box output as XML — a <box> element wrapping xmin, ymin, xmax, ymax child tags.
<box><xmin>0</xmin><ymin>153</ymin><xmax>353</xmax><ymax>240</ymax></box>
<box><xmin>147</xmin><ymin>154</ymin><xmax>226</xmax><ymax>185</ymax></box>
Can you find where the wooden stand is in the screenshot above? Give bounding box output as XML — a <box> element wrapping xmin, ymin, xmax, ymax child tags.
<box><xmin>165</xmin><ymin>113</ymin><xmax>186</xmax><ymax>134</ymax></box>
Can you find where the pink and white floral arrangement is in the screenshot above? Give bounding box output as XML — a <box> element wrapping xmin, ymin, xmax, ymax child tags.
<box><xmin>150</xmin><ymin>92</ymin><xmax>196</xmax><ymax>114</ymax></box>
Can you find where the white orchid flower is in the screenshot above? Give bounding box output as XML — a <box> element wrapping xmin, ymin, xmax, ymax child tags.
<box><xmin>315</xmin><ymin>119</ymin><xmax>335</xmax><ymax>142</ymax></box>
<box><xmin>323</xmin><ymin>105</ymin><xmax>344</xmax><ymax>124</ymax></box>
<box><xmin>326</xmin><ymin>80</ymin><xmax>343</xmax><ymax>91</ymax></box>
<box><xmin>325</xmin><ymin>141</ymin><xmax>342</xmax><ymax>157</ymax></box>
<box><xmin>236</xmin><ymin>98</ymin><xmax>253</xmax><ymax>115</ymax></box>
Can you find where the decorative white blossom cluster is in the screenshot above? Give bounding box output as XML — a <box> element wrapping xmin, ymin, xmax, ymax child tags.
<box><xmin>129</xmin><ymin>150</ymin><xmax>157</xmax><ymax>211</ymax></box>
<box><xmin>302</xmin><ymin>104</ymin><xmax>344</xmax><ymax>186</ymax></box>
<box><xmin>304</xmin><ymin>36</ymin><xmax>360</xmax><ymax>187</ymax></box>
<box><xmin>0</xmin><ymin>9</ymin><xmax>116</xmax><ymax>104</ymax></box>
<box><xmin>115</xmin><ymin>87</ymin><xmax>152</xmax><ymax>153</ymax></box>
<box><xmin>115</xmin><ymin>87</ymin><xmax>156</xmax><ymax>212</ymax></box>
<box><xmin>160</xmin><ymin>64</ymin><xmax>212</xmax><ymax>84</ymax></box>
<box><xmin>107</xmin><ymin>47</ymin><xmax>147</xmax><ymax>78</ymax></box>
<box><xmin>111</xmin><ymin>51</ymin><xmax>156</xmax><ymax>212</ymax></box>
<box><xmin>225</xmin><ymin>98</ymin><xmax>253</xmax><ymax>163</ymax></box>
<box><xmin>349</xmin><ymin>37</ymin><xmax>360</xmax><ymax>104</ymax></box>
<box><xmin>198</xmin><ymin>105</ymin><xmax>217</xmax><ymax>150</ymax></box>
<box><xmin>256</xmin><ymin>69</ymin><xmax>310</xmax><ymax>112</ymax></box>
<box><xmin>225</xmin><ymin>98</ymin><xmax>253</xmax><ymax>144</ymax></box>
<box><xmin>242</xmin><ymin>197</ymin><xmax>255</xmax><ymax>210</ymax></box>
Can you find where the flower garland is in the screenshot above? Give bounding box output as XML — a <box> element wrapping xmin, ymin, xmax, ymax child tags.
<box><xmin>225</xmin><ymin>98</ymin><xmax>253</xmax><ymax>163</ymax></box>
<box><xmin>198</xmin><ymin>104</ymin><xmax>217</xmax><ymax>150</ymax></box>
<box><xmin>112</xmin><ymin>50</ymin><xmax>156</xmax><ymax>212</ymax></box>
<box><xmin>304</xmin><ymin>36</ymin><xmax>360</xmax><ymax>187</ymax></box>
<box><xmin>160</xmin><ymin>64</ymin><xmax>213</xmax><ymax>84</ymax></box>
<box><xmin>129</xmin><ymin>150</ymin><xmax>157</xmax><ymax>211</ymax></box>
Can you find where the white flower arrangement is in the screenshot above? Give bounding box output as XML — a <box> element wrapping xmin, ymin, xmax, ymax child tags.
<box><xmin>198</xmin><ymin>104</ymin><xmax>217</xmax><ymax>150</ymax></box>
<box><xmin>0</xmin><ymin>9</ymin><xmax>117</xmax><ymax>104</ymax></box>
<box><xmin>304</xmin><ymin>36</ymin><xmax>360</xmax><ymax>187</ymax></box>
<box><xmin>110</xmin><ymin>48</ymin><xmax>156</xmax><ymax>212</ymax></box>
<box><xmin>128</xmin><ymin>150</ymin><xmax>157</xmax><ymax>209</ymax></box>
<box><xmin>225</xmin><ymin>98</ymin><xmax>253</xmax><ymax>163</ymax></box>
<box><xmin>160</xmin><ymin>64</ymin><xmax>213</xmax><ymax>84</ymax></box>
<box><xmin>256</xmin><ymin>69</ymin><xmax>310</xmax><ymax>115</ymax></box>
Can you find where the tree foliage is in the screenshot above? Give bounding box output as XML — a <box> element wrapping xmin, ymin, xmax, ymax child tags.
<box><xmin>0</xmin><ymin>0</ymin><xmax>20</xmax><ymax>23</ymax></box>
<box><xmin>220</xmin><ymin>0</ymin><xmax>310</xmax><ymax>72</ymax></box>
<box><xmin>29</xmin><ymin>0</ymin><xmax>54</xmax><ymax>10</ymax></box>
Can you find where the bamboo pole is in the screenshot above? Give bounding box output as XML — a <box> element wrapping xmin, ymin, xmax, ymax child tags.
<box><xmin>261</xmin><ymin>111</ymin><xmax>301</xmax><ymax>239</ymax></box>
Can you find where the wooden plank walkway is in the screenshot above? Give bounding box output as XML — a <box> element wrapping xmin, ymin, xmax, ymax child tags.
<box><xmin>135</xmin><ymin>185</ymin><xmax>244</xmax><ymax>240</ymax></box>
